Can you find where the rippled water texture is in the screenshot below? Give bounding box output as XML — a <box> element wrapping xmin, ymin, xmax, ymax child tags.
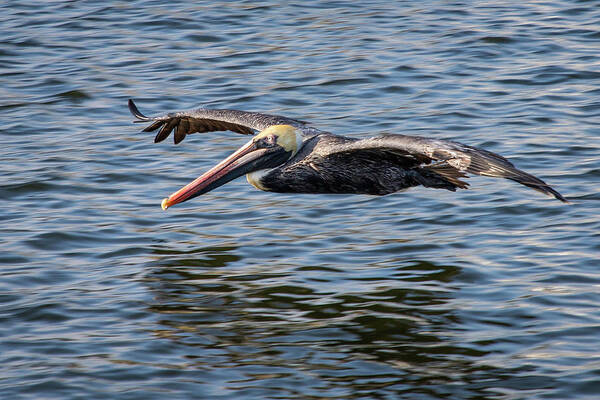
<box><xmin>2</xmin><ymin>1</ymin><xmax>600</xmax><ymax>399</ymax></box>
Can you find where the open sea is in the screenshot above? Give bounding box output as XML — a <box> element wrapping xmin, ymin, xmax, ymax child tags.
<box><xmin>1</xmin><ymin>1</ymin><xmax>599</xmax><ymax>399</ymax></box>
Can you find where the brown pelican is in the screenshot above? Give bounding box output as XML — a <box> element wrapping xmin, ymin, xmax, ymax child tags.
<box><xmin>128</xmin><ymin>99</ymin><xmax>567</xmax><ymax>210</ymax></box>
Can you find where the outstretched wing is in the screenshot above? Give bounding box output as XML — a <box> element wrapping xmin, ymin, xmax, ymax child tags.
<box><xmin>128</xmin><ymin>99</ymin><xmax>311</xmax><ymax>144</ymax></box>
<box><xmin>327</xmin><ymin>134</ymin><xmax>567</xmax><ymax>202</ymax></box>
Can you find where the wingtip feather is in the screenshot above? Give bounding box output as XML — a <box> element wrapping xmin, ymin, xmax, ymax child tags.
<box><xmin>128</xmin><ymin>99</ymin><xmax>150</xmax><ymax>121</ymax></box>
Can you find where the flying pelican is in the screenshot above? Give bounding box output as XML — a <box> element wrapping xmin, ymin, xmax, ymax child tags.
<box><xmin>128</xmin><ymin>99</ymin><xmax>567</xmax><ymax>210</ymax></box>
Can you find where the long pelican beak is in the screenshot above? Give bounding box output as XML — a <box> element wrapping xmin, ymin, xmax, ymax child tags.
<box><xmin>161</xmin><ymin>139</ymin><xmax>289</xmax><ymax>210</ymax></box>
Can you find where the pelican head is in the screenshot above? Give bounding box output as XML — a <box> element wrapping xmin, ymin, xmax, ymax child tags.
<box><xmin>161</xmin><ymin>125</ymin><xmax>303</xmax><ymax>210</ymax></box>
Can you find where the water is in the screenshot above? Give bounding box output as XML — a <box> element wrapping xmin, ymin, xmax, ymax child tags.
<box><xmin>1</xmin><ymin>1</ymin><xmax>599</xmax><ymax>399</ymax></box>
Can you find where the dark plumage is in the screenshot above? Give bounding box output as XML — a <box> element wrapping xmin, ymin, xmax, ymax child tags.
<box><xmin>128</xmin><ymin>99</ymin><xmax>313</xmax><ymax>144</ymax></box>
<box><xmin>128</xmin><ymin>99</ymin><xmax>567</xmax><ymax>208</ymax></box>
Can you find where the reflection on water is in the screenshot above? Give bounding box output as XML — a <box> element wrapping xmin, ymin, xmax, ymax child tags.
<box><xmin>140</xmin><ymin>246</ymin><xmax>570</xmax><ymax>397</ymax></box>
<box><xmin>142</xmin><ymin>247</ymin><xmax>514</xmax><ymax>397</ymax></box>
<box><xmin>151</xmin><ymin>245</ymin><xmax>242</xmax><ymax>269</ymax></box>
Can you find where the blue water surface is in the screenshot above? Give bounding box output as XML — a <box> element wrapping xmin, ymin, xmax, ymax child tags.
<box><xmin>1</xmin><ymin>1</ymin><xmax>599</xmax><ymax>399</ymax></box>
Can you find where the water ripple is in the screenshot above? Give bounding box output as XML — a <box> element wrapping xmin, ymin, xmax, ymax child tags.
<box><xmin>1</xmin><ymin>1</ymin><xmax>599</xmax><ymax>399</ymax></box>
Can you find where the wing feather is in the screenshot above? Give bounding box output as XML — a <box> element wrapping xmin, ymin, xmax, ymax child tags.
<box><xmin>327</xmin><ymin>134</ymin><xmax>567</xmax><ymax>202</ymax></box>
<box><xmin>128</xmin><ymin>99</ymin><xmax>311</xmax><ymax>144</ymax></box>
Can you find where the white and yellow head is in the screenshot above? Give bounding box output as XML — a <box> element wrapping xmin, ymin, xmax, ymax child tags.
<box><xmin>160</xmin><ymin>125</ymin><xmax>303</xmax><ymax>209</ymax></box>
<box><xmin>245</xmin><ymin>125</ymin><xmax>303</xmax><ymax>191</ymax></box>
<box><xmin>252</xmin><ymin>125</ymin><xmax>303</xmax><ymax>157</ymax></box>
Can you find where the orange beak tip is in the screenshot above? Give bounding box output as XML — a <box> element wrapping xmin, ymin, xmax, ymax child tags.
<box><xmin>161</xmin><ymin>198</ymin><xmax>169</xmax><ymax>211</ymax></box>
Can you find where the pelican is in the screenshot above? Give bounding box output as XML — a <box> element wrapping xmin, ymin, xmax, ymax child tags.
<box><xmin>128</xmin><ymin>99</ymin><xmax>567</xmax><ymax>209</ymax></box>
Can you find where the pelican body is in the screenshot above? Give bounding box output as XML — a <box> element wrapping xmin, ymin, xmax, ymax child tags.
<box><xmin>128</xmin><ymin>99</ymin><xmax>567</xmax><ymax>209</ymax></box>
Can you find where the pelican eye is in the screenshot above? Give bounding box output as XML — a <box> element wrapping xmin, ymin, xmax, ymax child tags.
<box><xmin>257</xmin><ymin>134</ymin><xmax>278</xmax><ymax>148</ymax></box>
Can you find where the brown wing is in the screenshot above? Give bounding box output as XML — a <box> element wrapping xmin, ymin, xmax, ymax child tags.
<box><xmin>128</xmin><ymin>99</ymin><xmax>311</xmax><ymax>144</ymax></box>
<box><xmin>326</xmin><ymin>134</ymin><xmax>568</xmax><ymax>202</ymax></box>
